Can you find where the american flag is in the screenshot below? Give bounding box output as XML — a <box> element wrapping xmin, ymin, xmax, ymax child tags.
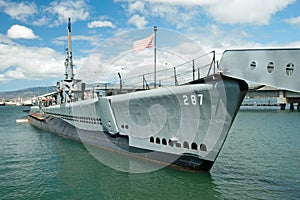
<box><xmin>133</xmin><ymin>33</ymin><xmax>154</xmax><ymax>52</ymax></box>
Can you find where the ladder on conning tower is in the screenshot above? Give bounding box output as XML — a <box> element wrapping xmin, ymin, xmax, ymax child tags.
<box><xmin>218</xmin><ymin>48</ymin><xmax>300</xmax><ymax>93</ymax></box>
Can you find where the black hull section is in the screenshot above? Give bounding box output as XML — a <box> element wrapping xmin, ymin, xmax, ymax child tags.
<box><xmin>28</xmin><ymin>114</ymin><xmax>214</xmax><ymax>172</ymax></box>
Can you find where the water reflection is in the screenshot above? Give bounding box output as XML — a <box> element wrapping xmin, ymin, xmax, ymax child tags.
<box><xmin>58</xmin><ymin>142</ymin><xmax>221</xmax><ymax>199</ymax></box>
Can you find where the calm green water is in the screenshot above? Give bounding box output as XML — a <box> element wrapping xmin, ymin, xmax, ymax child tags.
<box><xmin>0</xmin><ymin>106</ymin><xmax>299</xmax><ymax>199</ymax></box>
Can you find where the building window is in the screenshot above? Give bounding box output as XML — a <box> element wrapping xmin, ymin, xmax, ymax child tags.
<box><xmin>286</xmin><ymin>63</ymin><xmax>294</xmax><ymax>76</ymax></box>
<box><xmin>267</xmin><ymin>62</ymin><xmax>274</xmax><ymax>73</ymax></box>
<box><xmin>162</xmin><ymin>138</ymin><xmax>167</xmax><ymax>145</ymax></box>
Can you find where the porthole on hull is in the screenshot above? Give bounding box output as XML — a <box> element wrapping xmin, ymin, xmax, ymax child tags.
<box><xmin>191</xmin><ymin>142</ymin><xmax>197</xmax><ymax>150</ymax></box>
<box><xmin>150</xmin><ymin>136</ymin><xmax>154</xmax><ymax>143</ymax></box>
<box><xmin>183</xmin><ymin>141</ymin><xmax>189</xmax><ymax>149</ymax></box>
<box><xmin>200</xmin><ymin>144</ymin><xmax>207</xmax><ymax>151</ymax></box>
<box><xmin>156</xmin><ymin>137</ymin><xmax>160</xmax><ymax>144</ymax></box>
<box><xmin>175</xmin><ymin>142</ymin><xmax>181</xmax><ymax>148</ymax></box>
<box><xmin>168</xmin><ymin>139</ymin><xmax>174</xmax><ymax>147</ymax></box>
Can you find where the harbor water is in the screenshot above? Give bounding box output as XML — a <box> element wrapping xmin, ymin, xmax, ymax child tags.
<box><xmin>0</xmin><ymin>106</ymin><xmax>299</xmax><ymax>199</ymax></box>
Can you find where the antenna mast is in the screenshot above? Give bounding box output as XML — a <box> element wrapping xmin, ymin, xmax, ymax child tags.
<box><xmin>64</xmin><ymin>17</ymin><xmax>74</xmax><ymax>82</ymax></box>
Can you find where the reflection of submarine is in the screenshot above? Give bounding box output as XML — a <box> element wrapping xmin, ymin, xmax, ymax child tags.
<box><xmin>59</xmin><ymin>141</ymin><xmax>220</xmax><ymax>199</ymax></box>
<box><xmin>28</xmin><ymin>18</ymin><xmax>248</xmax><ymax>172</ymax></box>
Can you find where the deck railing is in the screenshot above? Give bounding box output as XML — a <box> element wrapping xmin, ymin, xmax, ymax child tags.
<box><xmin>113</xmin><ymin>51</ymin><xmax>218</xmax><ymax>90</ymax></box>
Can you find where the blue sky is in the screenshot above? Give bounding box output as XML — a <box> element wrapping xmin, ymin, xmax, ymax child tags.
<box><xmin>0</xmin><ymin>0</ymin><xmax>300</xmax><ymax>92</ymax></box>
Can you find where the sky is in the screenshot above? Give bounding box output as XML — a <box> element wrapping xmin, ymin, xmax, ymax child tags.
<box><xmin>0</xmin><ymin>0</ymin><xmax>300</xmax><ymax>92</ymax></box>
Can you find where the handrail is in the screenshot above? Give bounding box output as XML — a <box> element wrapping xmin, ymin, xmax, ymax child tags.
<box><xmin>120</xmin><ymin>51</ymin><xmax>216</xmax><ymax>88</ymax></box>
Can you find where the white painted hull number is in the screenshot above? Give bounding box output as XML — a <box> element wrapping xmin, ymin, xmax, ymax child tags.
<box><xmin>183</xmin><ymin>94</ymin><xmax>203</xmax><ymax>106</ymax></box>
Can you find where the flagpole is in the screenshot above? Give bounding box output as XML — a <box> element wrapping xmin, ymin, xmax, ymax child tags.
<box><xmin>154</xmin><ymin>26</ymin><xmax>157</xmax><ymax>88</ymax></box>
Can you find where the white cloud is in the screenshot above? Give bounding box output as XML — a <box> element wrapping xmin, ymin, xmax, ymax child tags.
<box><xmin>204</xmin><ymin>0</ymin><xmax>295</xmax><ymax>25</ymax></box>
<box><xmin>5</xmin><ymin>69</ymin><xmax>25</xmax><ymax>79</ymax></box>
<box><xmin>31</xmin><ymin>16</ymin><xmax>49</xmax><ymax>27</ymax></box>
<box><xmin>0</xmin><ymin>43</ymin><xmax>65</xmax><ymax>81</ymax></box>
<box><xmin>117</xmin><ymin>0</ymin><xmax>215</xmax><ymax>6</ymax></box>
<box><xmin>128</xmin><ymin>14</ymin><xmax>148</xmax><ymax>28</ymax></box>
<box><xmin>76</xmin><ymin>53</ymin><xmax>104</xmax><ymax>81</ymax></box>
<box><xmin>52</xmin><ymin>35</ymin><xmax>100</xmax><ymax>47</ymax></box>
<box><xmin>7</xmin><ymin>25</ymin><xmax>39</xmax><ymax>39</ymax></box>
<box><xmin>190</xmin><ymin>24</ymin><xmax>259</xmax><ymax>53</ymax></box>
<box><xmin>88</xmin><ymin>20</ymin><xmax>115</xmax><ymax>28</ymax></box>
<box><xmin>119</xmin><ymin>0</ymin><xmax>197</xmax><ymax>28</ymax></box>
<box><xmin>0</xmin><ymin>33</ymin><xmax>14</xmax><ymax>45</ymax></box>
<box><xmin>284</xmin><ymin>16</ymin><xmax>300</xmax><ymax>26</ymax></box>
<box><xmin>150</xmin><ymin>3</ymin><xmax>198</xmax><ymax>28</ymax></box>
<box><xmin>0</xmin><ymin>0</ymin><xmax>90</xmax><ymax>27</ymax></box>
<box><xmin>119</xmin><ymin>0</ymin><xmax>295</xmax><ymax>26</ymax></box>
<box><xmin>45</xmin><ymin>0</ymin><xmax>89</xmax><ymax>26</ymax></box>
<box><xmin>0</xmin><ymin>74</ymin><xmax>6</xmax><ymax>82</ymax></box>
<box><xmin>128</xmin><ymin>1</ymin><xmax>145</xmax><ymax>14</ymax></box>
<box><xmin>0</xmin><ymin>0</ymin><xmax>37</xmax><ymax>22</ymax></box>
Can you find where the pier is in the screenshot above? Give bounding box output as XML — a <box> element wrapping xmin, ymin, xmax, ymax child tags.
<box><xmin>246</xmin><ymin>86</ymin><xmax>300</xmax><ymax>110</ymax></box>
